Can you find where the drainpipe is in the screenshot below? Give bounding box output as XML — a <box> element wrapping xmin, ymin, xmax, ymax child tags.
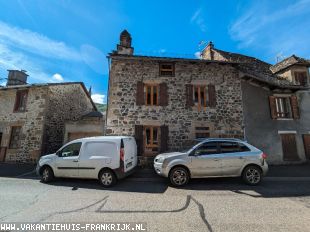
<box><xmin>105</xmin><ymin>56</ymin><xmax>111</xmax><ymax>135</ymax></box>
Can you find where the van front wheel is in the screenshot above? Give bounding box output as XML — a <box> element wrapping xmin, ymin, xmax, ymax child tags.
<box><xmin>99</xmin><ymin>169</ymin><xmax>116</xmax><ymax>187</ymax></box>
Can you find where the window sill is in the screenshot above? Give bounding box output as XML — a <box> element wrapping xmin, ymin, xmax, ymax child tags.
<box><xmin>276</xmin><ymin>118</ymin><xmax>294</xmax><ymax>121</ymax></box>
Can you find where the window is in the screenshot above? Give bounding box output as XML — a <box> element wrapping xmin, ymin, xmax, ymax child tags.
<box><xmin>219</xmin><ymin>142</ymin><xmax>241</xmax><ymax>153</ymax></box>
<box><xmin>193</xmin><ymin>85</ymin><xmax>209</xmax><ymax>110</ymax></box>
<box><xmin>144</xmin><ymin>126</ymin><xmax>159</xmax><ymax>152</ymax></box>
<box><xmin>14</xmin><ymin>90</ymin><xmax>28</xmax><ymax>112</ymax></box>
<box><xmin>58</xmin><ymin>142</ymin><xmax>82</xmax><ymax>157</ymax></box>
<box><xmin>195</xmin><ymin>127</ymin><xmax>210</xmax><ymax>139</ymax></box>
<box><xmin>194</xmin><ymin>142</ymin><xmax>218</xmax><ymax>156</ymax></box>
<box><xmin>9</xmin><ymin>126</ymin><xmax>22</xmax><ymax>149</ymax></box>
<box><xmin>275</xmin><ymin>97</ymin><xmax>292</xmax><ymax>118</ymax></box>
<box><xmin>145</xmin><ymin>84</ymin><xmax>159</xmax><ymax>106</ymax></box>
<box><xmin>239</xmin><ymin>143</ymin><xmax>251</xmax><ymax>152</ymax></box>
<box><xmin>294</xmin><ymin>72</ymin><xmax>308</xmax><ymax>86</ymax></box>
<box><xmin>159</xmin><ymin>63</ymin><xmax>174</xmax><ymax>76</ymax></box>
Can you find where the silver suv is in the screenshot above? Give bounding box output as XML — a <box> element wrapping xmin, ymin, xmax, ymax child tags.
<box><xmin>154</xmin><ymin>138</ymin><xmax>268</xmax><ymax>186</ymax></box>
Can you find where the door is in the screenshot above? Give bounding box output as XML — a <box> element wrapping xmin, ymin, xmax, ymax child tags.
<box><xmin>280</xmin><ymin>134</ymin><xmax>299</xmax><ymax>161</ymax></box>
<box><xmin>219</xmin><ymin>141</ymin><xmax>248</xmax><ymax>176</ymax></box>
<box><xmin>303</xmin><ymin>135</ymin><xmax>310</xmax><ymax>160</ymax></box>
<box><xmin>54</xmin><ymin>142</ymin><xmax>82</xmax><ymax>177</ymax></box>
<box><xmin>123</xmin><ymin>138</ymin><xmax>137</xmax><ymax>172</ymax></box>
<box><xmin>0</xmin><ymin>133</ymin><xmax>5</xmax><ymax>162</ymax></box>
<box><xmin>189</xmin><ymin>142</ymin><xmax>222</xmax><ymax>177</ymax></box>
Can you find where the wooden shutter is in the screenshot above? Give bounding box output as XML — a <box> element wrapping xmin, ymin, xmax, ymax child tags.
<box><xmin>185</xmin><ymin>84</ymin><xmax>193</xmax><ymax>108</ymax></box>
<box><xmin>136</xmin><ymin>81</ymin><xmax>144</xmax><ymax>106</ymax></box>
<box><xmin>269</xmin><ymin>96</ymin><xmax>277</xmax><ymax>119</ymax></box>
<box><xmin>208</xmin><ymin>84</ymin><xmax>216</xmax><ymax>107</ymax></box>
<box><xmin>135</xmin><ymin>125</ymin><xmax>144</xmax><ymax>155</ymax></box>
<box><xmin>281</xmin><ymin>134</ymin><xmax>299</xmax><ymax>161</ymax></box>
<box><xmin>159</xmin><ymin>83</ymin><xmax>168</xmax><ymax>106</ymax></box>
<box><xmin>303</xmin><ymin>135</ymin><xmax>310</xmax><ymax>160</ymax></box>
<box><xmin>160</xmin><ymin>125</ymin><xmax>169</xmax><ymax>152</ymax></box>
<box><xmin>290</xmin><ymin>95</ymin><xmax>300</xmax><ymax>119</ymax></box>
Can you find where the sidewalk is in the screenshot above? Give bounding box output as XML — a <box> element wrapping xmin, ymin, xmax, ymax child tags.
<box><xmin>0</xmin><ymin>162</ymin><xmax>309</xmax><ymax>179</ymax></box>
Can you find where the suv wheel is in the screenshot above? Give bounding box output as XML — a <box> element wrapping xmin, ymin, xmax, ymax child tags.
<box><xmin>41</xmin><ymin>166</ymin><xmax>54</xmax><ymax>183</ymax></box>
<box><xmin>242</xmin><ymin>165</ymin><xmax>262</xmax><ymax>185</ymax></box>
<box><xmin>99</xmin><ymin>169</ymin><xmax>116</xmax><ymax>187</ymax></box>
<box><xmin>169</xmin><ymin>167</ymin><xmax>189</xmax><ymax>187</ymax></box>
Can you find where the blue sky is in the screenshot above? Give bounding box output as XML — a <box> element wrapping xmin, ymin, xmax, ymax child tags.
<box><xmin>0</xmin><ymin>0</ymin><xmax>309</xmax><ymax>104</ymax></box>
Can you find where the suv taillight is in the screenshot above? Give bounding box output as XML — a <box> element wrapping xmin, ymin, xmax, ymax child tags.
<box><xmin>262</xmin><ymin>153</ymin><xmax>267</xmax><ymax>159</ymax></box>
<box><xmin>120</xmin><ymin>148</ymin><xmax>124</xmax><ymax>161</ymax></box>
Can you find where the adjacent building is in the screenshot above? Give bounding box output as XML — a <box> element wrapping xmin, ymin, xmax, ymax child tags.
<box><xmin>106</xmin><ymin>30</ymin><xmax>310</xmax><ymax>165</ymax></box>
<box><xmin>0</xmin><ymin>70</ymin><xmax>98</xmax><ymax>163</ymax></box>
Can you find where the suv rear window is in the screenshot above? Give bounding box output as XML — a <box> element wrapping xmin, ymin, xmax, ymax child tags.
<box><xmin>219</xmin><ymin>141</ymin><xmax>240</xmax><ymax>153</ymax></box>
<box><xmin>238</xmin><ymin>143</ymin><xmax>251</xmax><ymax>152</ymax></box>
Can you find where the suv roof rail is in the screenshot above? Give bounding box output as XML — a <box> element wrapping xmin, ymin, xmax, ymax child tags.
<box><xmin>195</xmin><ymin>137</ymin><xmax>247</xmax><ymax>142</ymax></box>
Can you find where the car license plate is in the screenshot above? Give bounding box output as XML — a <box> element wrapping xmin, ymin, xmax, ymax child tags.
<box><xmin>126</xmin><ymin>162</ymin><xmax>132</xmax><ymax>168</ymax></box>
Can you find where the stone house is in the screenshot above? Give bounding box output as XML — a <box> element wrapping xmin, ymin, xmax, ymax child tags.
<box><xmin>106</xmin><ymin>30</ymin><xmax>310</xmax><ymax>165</ymax></box>
<box><xmin>0</xmin><ymin>70</ymin><xmax>97</xmax><ymax>163</ymax></box>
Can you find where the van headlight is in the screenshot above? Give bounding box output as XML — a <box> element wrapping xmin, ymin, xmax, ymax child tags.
<box><xmin>155</xmin><ymin>156</ymin><xmax>165</xmax><ymax>163</ymax></box>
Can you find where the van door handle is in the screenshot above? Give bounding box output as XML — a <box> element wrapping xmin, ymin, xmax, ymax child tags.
<box><xmin>73</xmin><ymin>160</ymin><xmax>79</xmax><ymax>162</ymax></box>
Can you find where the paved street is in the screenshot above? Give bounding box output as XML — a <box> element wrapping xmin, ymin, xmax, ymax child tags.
<box><xmin>1</xmin><ymin>174</ymin><xmax>310</xmax><ymax>232</ymax></box>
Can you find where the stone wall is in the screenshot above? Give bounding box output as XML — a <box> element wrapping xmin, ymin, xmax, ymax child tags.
<box><xmin>0</xmin><ymin>87</ymin><xmax>47</xmax><ymax>162</ymax></box>
<box><xmin>107</xmin><ymin>57</ymin><xmax>244</xmax><ymax>153</ymax></box>
<box><xmin>42</xmin><ymin>84</ymin><xmax>95</xmax><ymax>154</ymax></box>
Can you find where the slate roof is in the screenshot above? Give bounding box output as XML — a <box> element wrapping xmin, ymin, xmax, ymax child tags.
<box><xmin>270</xmin><ymin>55</ymin><xmax>310</xmax><ymax>73</ymax></box>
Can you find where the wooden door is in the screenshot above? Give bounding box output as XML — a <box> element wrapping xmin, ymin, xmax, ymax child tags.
<box><xmin>280</xmin><ymin>134</ymin><xmax>299</xmax><ymax>161</ymax></box>
<box><xmin>303</xmin><ymin>135</ymin><xmax>310</xmax><ymax>160</ymax></box>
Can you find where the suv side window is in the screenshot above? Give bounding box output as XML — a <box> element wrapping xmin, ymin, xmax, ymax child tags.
<box><xmin>194</xmin><ymin>142</ymin><xmax>218</xmax><ymax>156</ymax></box>
<box><xmin>219</xmin><ymin>141</ymin><xmax>240</xmax><ymax>154</ymax></box>
<box><xmin>58</xmin><ymin>142</ymin><xmax>82</xmax><ymax>157</ymax></box>
<box><xmin>238</xmin><ymin>143</ymin><xmax>250</xmax><ymax>152</ymax></box>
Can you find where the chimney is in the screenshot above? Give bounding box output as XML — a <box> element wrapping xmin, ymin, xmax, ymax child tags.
<box><xmin>7</xmin><ymin>70</ymin><xmax>28</xmax><ymax>86</ymax></box>
<box><xmin>116</xmin><ymin>30</ymin><xmax>134</xmax><ymax>55</ymax></box>
<box><xmin>201</xmin><ymin>41</ymin><xmax>215</xmax><ymax>60</ymax></box>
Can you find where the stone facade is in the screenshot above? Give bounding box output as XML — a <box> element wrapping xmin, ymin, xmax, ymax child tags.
<box><xmin>106</xmin><ymin>31</ymin><xmax>310</xmax><ymax>165</ymax></box>
<box><xmin>0</xmin><ymin>81</ymin><xmax>96</xmax><ymax>163</ymax></box>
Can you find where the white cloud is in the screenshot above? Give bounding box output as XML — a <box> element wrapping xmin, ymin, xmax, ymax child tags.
<box><xmin>229</xmin><ymin>0</ymin><xmax>310</xmax><ymax>60</ymax></box>
<box><xmin>194</xmin><ymin>51</ymin><xmax>201</xmax><ymax>59</ymax></box>
<box><xmin>91</xmin><ymin>94</ymin><xmax>105</xmax><ymax>104</ymax></box>
<box><xmin>0</xmin><ymin>21</ymin><xmax>81</xmax><ymax>61</ymax></box>
<box><xmin>190</xmin><ymin>8</ymin><xmax>206</xmax><ymax>32</ymax></box>
<box><xmin>52</xmin><ymin>73</ymin><xmax>64</xmax><ymax>82</ymax></box>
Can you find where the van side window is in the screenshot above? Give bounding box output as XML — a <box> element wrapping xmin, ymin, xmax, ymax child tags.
<box><xmin>59</xmin><ymin>142</ymin><xmax>82</xmax><ymax>157</ymax></box>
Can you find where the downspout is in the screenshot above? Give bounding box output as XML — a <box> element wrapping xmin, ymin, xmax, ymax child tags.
<box><xmin>105</xmin><ymin>56</ymin><xmax>111</xmax><ymax>135</ymax></box>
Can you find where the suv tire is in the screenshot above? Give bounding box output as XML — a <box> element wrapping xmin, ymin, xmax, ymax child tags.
<box><xmin>242</xmin><ymin>165</ymin><xmax>262</xmax><ymax>185</ymax></box>
<box><xmin>169</xmin><ymin>167</ymin><xmax>189</xmax><ymax>187</ymax></box>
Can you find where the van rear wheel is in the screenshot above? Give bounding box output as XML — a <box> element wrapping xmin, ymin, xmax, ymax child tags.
<box><xmin>99</xmin><ymin>169</ymin><xmax>116</xmax><ymax>187</ymax></box>
<box><xmin>41</xmin><ymin>166</ymin><xmax>54</xmax><ymax>183</ymax></box>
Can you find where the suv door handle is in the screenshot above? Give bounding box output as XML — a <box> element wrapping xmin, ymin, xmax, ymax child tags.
<box><xmin>73</xmin><ymin>160</ymin><xmax>79</xmax><ymax>162</ymax></box>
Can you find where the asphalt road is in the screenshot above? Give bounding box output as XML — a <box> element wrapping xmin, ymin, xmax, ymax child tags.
<box><xmin>1</xmin><ymin>176</ymin><xmax>310</xmax><ymax>232</ymax></box>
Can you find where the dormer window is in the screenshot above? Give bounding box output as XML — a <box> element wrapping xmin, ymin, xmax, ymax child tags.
<box><xmin>14</xmin><ymin>90</ymin><xmax>28</xmax><ymax>112</ymax></box>
<box><xmin>294</xmin><ymin>71</ymin><xmax>308</xmax><ymax>86</ymax></box>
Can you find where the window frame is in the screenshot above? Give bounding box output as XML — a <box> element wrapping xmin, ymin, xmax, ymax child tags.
<box><xmin>159</xmin><ymin>63</ymin><xmax>175</xmax><ymax>77</ymax></box>
<box><xmin>218</xmin><ymin>141</ymin><xmax>243</xmax><ymax>154</ymax></box>
<box><xmin>195</xmin><ymin>126</ymin><xmax>210</xmax><ymax>139</ymax></box>
<box><xmin>193</xmin><ymin>85</ymin><xmax>209</xmax><ymax>111</ymax></box>
<box><xmin>57</xmin><ymin>142</ymin><xmax>82</xmax><ymax>157</ymax></box>
<box><xmin>144</xmin><ymin>84</ymin><xmax>159</xmax><ymax>106</ymax></box>
<box><xmin>274</xmin><ymin>96</ymin><xmax>292</xmax><ymax>119</ymax></box>
<box><xmin>144</xmin><ymin>126</ymin><xmax>160</xmax><ymax>149</ymax></box>
<box><xmin>9</xmin><ymin>126</ymin><xmax>22</xmax><ymax>149</ymax></box>
<box><xmin>294</xmin><ymin>71</ymin><xmax>308</xmax><ymax>86</ymax></box>
<box><xmin>193</xmin><ymin>142</ymin><xmax>219</xmax><ymax>156</ymax></box>
<box><xmin>13</xmin><ymin>89</ymin><xmax>28</xmax><ymax>112</ymax></box>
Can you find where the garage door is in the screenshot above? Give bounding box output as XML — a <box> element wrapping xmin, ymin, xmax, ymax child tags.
<box><xmin>280</xmin><ymin>134</ymin><xmax>299</xmax><ymax>161</ymax></box>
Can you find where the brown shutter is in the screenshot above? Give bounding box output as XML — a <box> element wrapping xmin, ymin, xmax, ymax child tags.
<box><xmin>136</xmin><ymin>81</ymin><xmax>144</xmax><ymax>106</ymax></box>
<box><xmin>135</xmin><ymin>125</ymin><xmax>144</xmax><ymax>155</ymax></box>
<box><xmin>281</xmin><ymin>134</ymin><xmax>299</xmax><ymax>161</ymax></box>
<box><xmin>290</xmin><ymin>95</ymin><xmax>300</xmax><ymax>119</ymax></box>
<box><xmin>159</xmin><ymin>83</ymin><xmax>168</xmax><ymax>106</ymax></box>
<box><xmin>160</xmin><ymin>125</ymin><xmax>169</xmax><ymax>152</ymax></box>
<box><xmin>269</xmin><ymin>96</ymin><xmax>277</xmax><ymax>119</ymax></box>
<box><xmin>185</xmin><ymin>84</ymin><xmax>193</xmax><ymax>108</ymax></box>
<box><xmin>208</xmin><ymin>84</ymin><xmax>216</xmax><ymax>107</ymax></box>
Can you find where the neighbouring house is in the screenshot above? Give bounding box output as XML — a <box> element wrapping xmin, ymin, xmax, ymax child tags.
<box><xmin>0</xmin><ymin>70</ymin><xmax>97</xmax><ymax>163</ymax></box>
<box><xmin>64</xmin><ymin>111</ymin><xmax>105</xmax><ymax>143</ymax></box>
<box><xmin>106</xmin><ymin>30</ymin><xmax>310</xmax><ymax>165</ymax></box>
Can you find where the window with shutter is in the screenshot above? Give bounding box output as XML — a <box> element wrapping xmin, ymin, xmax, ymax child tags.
<box><xmin>14</xmin><ymin>90</ymin><xmax>28</xmax><ymax>112</ymax></box>
<box><xmin>290</xmin><ymin>96</ymin><xmax>300</xmax><ymax>119</ymax></box>
<box><xmin>294</xmin><ymin>72</ymin><xmax>308</xmax><ymax>86</ymax></box>
<box><xmin>185</xmin><ymin>84</ymin><xmax>193</xmax><ymax>108</ymax></box>
<box><xmin>191</xmin><ymin>84</ymin><xmax>216</xmax><ymax>110</ymax></box>
<box><xmin>159</xmin><ymin>63</ymin><xmax>175</xmax><ymax>76</ymax></box>
<box><xmin>144</xmin><ymin>84</ymin><xmax>159</xmax><ymax>106</ymax></box>
<box><xmin>9</xmin><ymin>126</ymin><xmax>22</xmax><ymax>149</ymax></box>
<box><xmin>269</xmin><ymin>95</ymin><xmax>299</xmax><ymax>119</ymax></box>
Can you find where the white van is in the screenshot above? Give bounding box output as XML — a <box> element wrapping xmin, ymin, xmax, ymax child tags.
<box><xmin>36</xmin><ymin>136</ymin><xmax>137</xmax><ymax>187</ymax></box>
